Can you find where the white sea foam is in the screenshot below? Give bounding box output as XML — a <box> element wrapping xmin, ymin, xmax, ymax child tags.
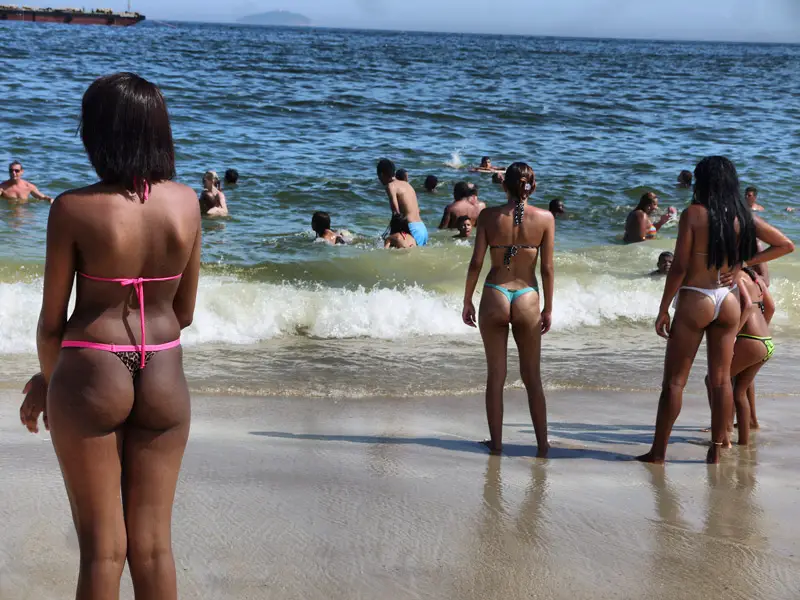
<box><xmin>445</xmin><ymin>151</ymin><xmax>464</xmax><ymax>169</ymax></box>
<box><xmin>1</xmin><ymin>274</ymin><xmax>796</xmax><ymax>354</ymax></box>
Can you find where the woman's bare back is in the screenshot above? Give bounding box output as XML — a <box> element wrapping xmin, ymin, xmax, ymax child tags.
<box><xmin>56</xmin><ymin>180</ymin><xmax>200</xmax><ymax>346</ymax></box>
<box><xmin>481</xmin><ymin>204</ymin><xmax>551</xmax><ymax>288</ymax></box>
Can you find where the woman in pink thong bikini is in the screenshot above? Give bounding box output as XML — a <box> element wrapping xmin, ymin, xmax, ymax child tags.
<box><xmin>19</xmin><ymin>73</ymin><xmax>201</xmax><ymax>599</ymax></box>
<box><xmin>637</xmin><ymin>156</ymin><xmax>793</xmax><ymax>465</ymax></box>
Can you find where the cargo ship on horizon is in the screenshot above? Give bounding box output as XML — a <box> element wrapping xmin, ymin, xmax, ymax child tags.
<box><xmin>0</xmin><ymin>3</ymin><xmax>144</xmax><ymax>26</ymax></box>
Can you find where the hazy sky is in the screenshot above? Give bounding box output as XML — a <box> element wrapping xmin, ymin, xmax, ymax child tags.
<box><xmin>70</xmin><ymin>0</ymin><xmax>800</xmax><ymax>42</ymax></box>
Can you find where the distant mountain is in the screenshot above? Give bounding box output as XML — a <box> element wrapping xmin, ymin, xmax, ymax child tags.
<box><xmin>237</xmin><ymin>10</ymin><xmax>311</xmax><ymax>27</ymax></box>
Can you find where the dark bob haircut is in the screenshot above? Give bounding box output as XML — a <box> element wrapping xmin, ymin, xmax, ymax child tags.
<box><xmin>80</xmin><ymin>72</ymin><xmax>175</xmax><ymax>196</ymax></box>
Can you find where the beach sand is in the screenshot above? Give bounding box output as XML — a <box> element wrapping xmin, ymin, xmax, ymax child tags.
<box><xmin>2</xmin><ymin>388</ymin><xmax>799</xmax><ymax>599</ymax></box>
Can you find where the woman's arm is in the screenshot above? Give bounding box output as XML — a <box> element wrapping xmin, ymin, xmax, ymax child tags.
<box><xmin>736</xmin><ymin>276</ymin><xmax>754</xmax><ymax>333</ymax></box>
<box><xmin>173</xmin><ymin>217</ymin><xmax>202</xmax><ymax>329</ymax></box>
<box><xmin>655</xmin><ymin>209</ymin><xmax>693</xmax><ymax>338</ymax></box>
<box><xmin>746</xmin><ymin>216</ymin><xmax>795</xmax><ymax>267</ymax></box>
<box><xmin>539</xmin><ymin>212</ymin><xmax>556</xmax><ymax>333</ymax></box>
<box><xmin>37</xmin><ymin>196</ymin><xmax>76</xmax><ymax>384</ymax></box>
<box><xmin>462</xmin><ymin>212</ymin><xmax>488</xmax><ymax>326</ymax></box>
<box><xmin>762</xmin><ymin>283</ymin><xmax>776</xmax><ymax>324</ymax></box>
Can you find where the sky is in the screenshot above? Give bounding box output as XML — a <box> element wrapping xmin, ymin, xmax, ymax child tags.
<box><xmin>28</xmin><ymin>0</ymin><xmax>800</xmax><ymax>42</ymax></box>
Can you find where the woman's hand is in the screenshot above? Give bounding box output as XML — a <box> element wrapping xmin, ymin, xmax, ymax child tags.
<box><xmin>655</xmin><ymin>311</ymin><xmax>671</xmax><ymax>339</ymax></box>
<box><xmin>462</xmin><ymin>301</ymin><xmax>477</xmax><ymax>327</ymax></box>
<box><xmin>540</xmin><ymin>310</ymin><xmax>552</xmax><ymax>335</ymax></box>
<box><xmin>719</xmin><ymin>262</ymin><xmax>741</xmax><ymax>287</ymax></box>
<box><xmin>20</xmin><ymin>373</ymin><xmax>48</xmax><ymax>434</ymax></box>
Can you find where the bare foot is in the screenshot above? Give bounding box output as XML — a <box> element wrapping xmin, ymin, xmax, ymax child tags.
<box><xmin>636</xmin><ymin>451</ymin><xmax>665</xmax><ymax>465</ymax></box>
<box><xmin>700</xmin><ymin>426</ymin><xmax>711</xmax><ymax>432</ymax></box>
<box><xmin>750</xmin><ymin>421</ymin><xmax>760</xmax><ymax>430</ymax></box>
<box><xmin>480</xmin><ymin>440</ymin><xmax>502</xmax><ymax>456</ymax></box>
<box><xmin>536</xmin><ymin>443</ymin><xmax>550</xmax><ymax>459</ymax></box>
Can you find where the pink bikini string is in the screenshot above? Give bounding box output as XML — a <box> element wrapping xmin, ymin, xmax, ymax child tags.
<box><xmin>132</xmin><ymin>177</ymin><xmax>150</xmax><ymax>202</ymax></box>
<box><xmin>78</xmin><ymin>273</ymin><xmax>182</xmax><ymax>368</ymax></box>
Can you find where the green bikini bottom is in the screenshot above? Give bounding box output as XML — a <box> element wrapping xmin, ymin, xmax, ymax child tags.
<box><xmin>736</xmin><ymin>334</ymin><xmax>775</xmax><ymax>362</ymax></box>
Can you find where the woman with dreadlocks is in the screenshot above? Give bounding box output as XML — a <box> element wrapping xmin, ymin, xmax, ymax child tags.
<box><xmin>463</xmin><ymin>162</ymin><xmax>555</xmax><ymax>457</ymax></box>
<box><xmin>638</xmin><ymin>156</ymin><xmax>793</xmax><ymax>465</ymax></box>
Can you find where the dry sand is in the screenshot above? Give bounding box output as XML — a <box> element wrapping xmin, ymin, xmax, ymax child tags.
<box><xmin>1</xmin><ymin>388</ymin><xmax>799</xmax><ymax>599</ymax></box>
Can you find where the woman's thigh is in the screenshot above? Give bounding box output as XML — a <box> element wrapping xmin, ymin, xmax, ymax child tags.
<box><xmin>47</xmin><ymin>350</ymin><xmax>135</xmax><ymax>547</ymax></box>
<box><xmin>123</xmin><ymin>348</ymin><xmax>191</xmax><ymax>545</ymax></box>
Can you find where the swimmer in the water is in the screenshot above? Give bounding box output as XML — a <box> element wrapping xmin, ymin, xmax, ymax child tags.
<box><xmin>199</xmin><ymin>170</ymin><xmax>228</xmax><ymax>217</ymax></box>
<box><xmin>439</xmin><ymin>182</ymin><xmax>483</xmax><ymax>229</ymax></box>
<box><xmin>650</xmin><ymin>251</ymin><xmax>673</xmax><ymax>276</ymax></box>
<box><xmin>384</xmin><ymin>213</ymin><xmax>417</xmax><ymax>249</ymax></box>
<box><xmin>453</xmin><ymin>215</ymin><xmax>473</xmax><ymax>239</ymax></box>
<box><xmin>745</xmin><ymin>186</ymin><xmax>765</xmax><ymax>212</ymax></box>
<box><xmin>378</xmin><ymin>158</ymin><xmax>428</xmax><ymax>246</ymax></box>
<box><xmin>311</xmin><ymin>211</ymin><xmax>347</xmax><ymax>245</ymax></box>
<box><xmin>548</xmin><ymin>198</ymin><xmax>565</xmax><ymax>217</ymax></box>
<box><xmin>677</xmin><ymin>170</ymin><xmax>693</xmax><ymax>188</ymax></box>
<box><xmin>224</xmin><ymin>169</ymin><xmax>239</xmax><ymax>186</ymax></box>
<box><xmin>470</xmin><ymin>156</ymin><xmax>505</xmax><ymax>174</ymax></box>
<box><xmin>0</xmin><ymin>161</ymin><xmax>53</xmax><ymax>203</ymax></box>
<box><xmin>396</xmin><ymin>169</ymin><xmax>409</xmax><ymax>182</ymax></box>
<box><xmin>623</xmin><ymin>192</ymin><xmax>676</xmax><ymax>243</ymax></box>
<box><xmin>424</xmin><ymin>175</ymin><xmax>439</xmax><ymax>193</ymax></box>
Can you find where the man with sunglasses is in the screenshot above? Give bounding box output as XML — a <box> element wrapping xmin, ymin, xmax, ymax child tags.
<box><xmin>0</xmin><ymin>161</ymin><xmax>52</xmax><ymax>203</ymax></box>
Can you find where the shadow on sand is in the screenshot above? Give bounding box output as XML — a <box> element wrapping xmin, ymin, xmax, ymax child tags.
<box><xmin>249</xmin><ymin>430</ymin><xmax>633</xmax><ymax>462</ymax></box>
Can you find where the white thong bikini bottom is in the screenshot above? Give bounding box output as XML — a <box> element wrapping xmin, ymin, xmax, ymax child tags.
<box><xmin>673</xmin><ymin>284</ymin><xmax>738</xmax><ymax>321</ymax></box>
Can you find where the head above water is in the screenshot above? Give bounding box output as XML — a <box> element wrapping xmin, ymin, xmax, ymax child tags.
<box><xmin>80</xmin><ymin>72</ymin><xmax>175</xmax><ymax>195</ymax></box>
<box><xmin>503</xmin><ymin>162</ymin><xmax>536</xmax><ymax>203</ymax></box>
<box><xmin>224</xmin><ymin>169</ymin><xmax>239</xmax><ymax>185</ymax></box>
<box><xmin>376</xmin><ymin>158</ymin><xmax>396</xmax><ymax>185</ymax></box>
<box><xmin>8</xmin><ymin>161</ymin><xmax>22</xmax><ymax>179</ymax></box>
<box><xmin>480</xmin><ymin>156</ymin><xmax>491</xmax><ymax>168</ymax></box>
<box><xmin>678</xmin><ymin>170</ymin><xmax>693</xmax><ymax>188</ymax></box>
<box><xmin>311</xmin><ymin>211</ymin><xmax>331</xmax><ymax>236</ymax></box>
<box><xmin>424</xmin><ymin>175</ymin><xmax>438</xmax><ymax>192</ymax></box>
<box><xmin>203</xmin><ymin>170</ymin><xmax>220</xmax><ymax>190</ymax></box>
<box><xmin>636</xmin><ymin>191</ymin><xmax>659</xmax><ymax>213</ymax></box>
<box><xmin>549</xmin><ymin>198</ymin><xmax>565</xmax><ymax>215</ymax></box>
<box><xmin>657</xmin><ymin>251</ymin><xmax>674</xmax><ymax>274</ymax></box>
<box><xmin>453</xmin><ymin>181</ymin><xmax>478</xmax><ymax>201</ymax></box>
<box><xmin>745</xmin><ymin>186</ymin><xmax>758</xmax><ymax>206</ymax></box>
<box><xmin>389</xmin><ymin>213</ymin><xmax>411</xmax><ymax>235</ymax></box>
<box><xmin>396</xmin><ymin>169</ymin><xmax>408</xmax><ymax>182</ymax></box>
<box><xmin>693</xmin><ymin>156</ymin><xmax>756</xmax><ymax>269</ymax></box>
<box><xmin>456</xmin><ymin>215</ymin><xmax>473</xmax><ymax>236</ymax></box>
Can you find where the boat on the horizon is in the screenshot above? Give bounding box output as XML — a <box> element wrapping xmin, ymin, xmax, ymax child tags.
<box><xmin>0</xmin><ymin>3</ymin><xmax>145</xmax><ymax>26</ymax></box>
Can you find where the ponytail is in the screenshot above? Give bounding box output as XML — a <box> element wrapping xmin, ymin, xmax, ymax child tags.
<box><xmin>504</xmin><ymin>162</ymin><xmax>535</xmax><ymax>225</ymax></box>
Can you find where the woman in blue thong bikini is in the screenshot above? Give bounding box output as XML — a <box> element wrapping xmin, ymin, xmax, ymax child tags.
<box><xmin>637</xmin><ymin>156</ymin><xmax>793</xmax><ymax>465</ymax></box>
<box><xmin>462</xmin><ymin>162</ymin><xmax>555</xmax><ymax>457</ymax></box>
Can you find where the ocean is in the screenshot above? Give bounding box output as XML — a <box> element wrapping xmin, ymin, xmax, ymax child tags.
<box><xmin>1</xmin><ymin>21</ymin><xmax>799</xmax><ymax>398</ymax></box>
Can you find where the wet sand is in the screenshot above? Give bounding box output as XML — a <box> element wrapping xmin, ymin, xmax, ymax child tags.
<box><xmin>2</xmin><ymin>389</ymin><xmax>800</xmax><ymax>599</ymax></box>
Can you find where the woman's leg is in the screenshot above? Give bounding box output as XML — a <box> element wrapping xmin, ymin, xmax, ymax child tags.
<box><xmin>510</xmin><ymin>293</ymin><xmax>548</xmax><ymax>457</ymax></box>
<box><xmin>732</xmin><ymin>362</ymin><xmax>763</xmax><ymax>446</ymax></box>
<box><xmin>47</xmin><ymin>351</ymin><xmax>135</xmax><ymax>600</ymax></box>
<box><xmin>479</xmin><ymin>290</ymin><xmax>511</xmax><ymax>454</ymax></box>
<box><xmin>638</xmin><ymin>294</ymin><xmax>710</xmax><ymax>464</ymax></box>
<box><xmin>123</xmin><ymin>348</ymin><xmax>191</xmax><ymax>600</ymax></box>
<box><xmin>747</xmin><ymin>382</ymin><xmax>759</xmax><ymax>429</ymax></box>
<box><xmin>705</xmin><ymin>296</ymin><xmax>741</xmax><ymax>464</ymax></box>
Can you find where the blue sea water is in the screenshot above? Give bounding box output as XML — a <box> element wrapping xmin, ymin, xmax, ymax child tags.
<box><xmin>1</xmin><ymin>21</ymin><xmax>798</xmax><ymax>396</ymax></box>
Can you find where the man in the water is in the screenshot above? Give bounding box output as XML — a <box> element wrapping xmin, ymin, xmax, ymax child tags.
<box><xmin>549</xmin><ymin>198</ymin><xmax>565</xmax><ymax>217</ymax></box>
<box><xmin>650</xmin><ymin>251</ymin><xmax>673</xmax><ymax>276</ymax></box>
<box><xmin>745</xmin><ymin>186</ymin><xmax>765</xmax><ymax>212</ymax></box>
<box><xmin>224</xmin><ymin>169</ymin><xmax>239</xmax><ymax>186</ymax></box>
<box><xmin>453</xmin><ymin>215</ymin><xmax>472</xmax><ymax>239</ymax></box>
<box><xmin>377</xmin><ymin>158</ymin><xmax>428</xmax><ymax>246</ymax></box>
<box><xmin>439</xmin><ymin>182</ymin><xmax>483</xmax><ymax>229</ymax></box>
<box><xmin>424</xmin><ymin>175</ymin><xmax>438</xmax><ymax>193</ymax></box>
<box><xmin>677</xmin><ymin>170</ymin><xmax>692</xmax><ymax>188</ymax></box>
<box><xmin>0</xmin><ymin>161</ymin><xmax>52</xmax><ymax>203</ymax></box>
<box><xmin>470</xmin><ymin>156</ymin><xmax>505</xmax><ymax>174</ymax></box>
<box><xmin>396</xmin><ymin>169</ymin><xmax>409</xmax><ymax>182</ymax></box>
